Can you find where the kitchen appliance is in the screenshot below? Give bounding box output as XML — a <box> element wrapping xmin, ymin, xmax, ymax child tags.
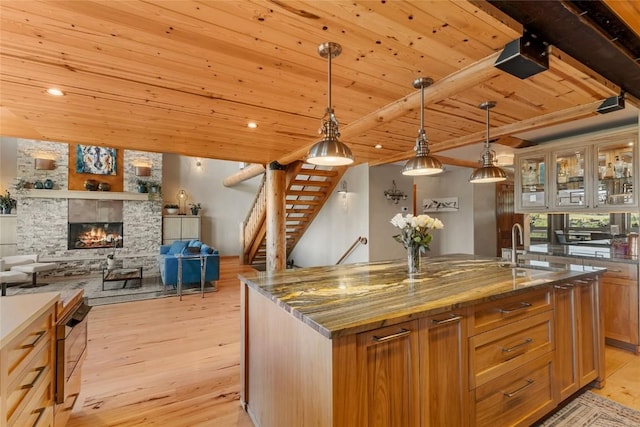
<box><xmin>55</xmin><ymin>299</ymin><xmax>91</xmax><ymax>427</ymax></box>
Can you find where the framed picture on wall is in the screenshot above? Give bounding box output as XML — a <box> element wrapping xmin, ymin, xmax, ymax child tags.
<box><xmin>76</xmin><ymin>145</ymin><xmax>117</xmax><ymax>175</ymax></box>
<box><xmin>423</xmin><ymin>197</ymin><xmax>459</xmax><ymax>212</ymax></box>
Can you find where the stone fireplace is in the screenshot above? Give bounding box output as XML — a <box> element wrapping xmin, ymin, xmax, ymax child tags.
<box><xmin>14</xmin><ymin>139</ymin><xmax>163</xmax><ymax>276</ymax></box>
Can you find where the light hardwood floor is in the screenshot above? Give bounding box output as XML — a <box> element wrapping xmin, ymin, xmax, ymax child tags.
<box><xmin>68</xmin><ymin>258</ymin><xmax>640</xmax><ymax>426</ymax></box>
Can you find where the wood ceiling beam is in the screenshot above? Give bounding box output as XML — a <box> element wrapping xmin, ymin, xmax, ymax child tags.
<box><xmin>371</xmin><ymin>100</ymin><xmax>604</xmax><ymax>166</ymax></box>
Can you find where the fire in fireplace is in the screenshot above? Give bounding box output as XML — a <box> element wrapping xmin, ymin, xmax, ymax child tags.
<box><xmin>68</xmin><ymin>222</ymin><xmax>123</xmax><ymax>250</ymax></box>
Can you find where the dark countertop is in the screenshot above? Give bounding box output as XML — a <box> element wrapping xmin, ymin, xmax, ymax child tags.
<box><xmin>239</xmin><ymin>254</ymin><xmax>602</xmax><ymax>339</ymax></box>
<box><xmin>526</xmin><ymin>243</ymin><xmax>639</xmax><ymax>264</ymax></box>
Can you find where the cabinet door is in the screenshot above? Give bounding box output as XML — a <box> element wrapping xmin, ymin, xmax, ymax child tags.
<box><xmin>553</xmin><ymin>282</ymin><xmax>579</xmax><ymax>400</ymax></box>
<box><xmin>515</xmin><ymin>152</ymin><xmax>548</xmax><ymax>212</ymax></box>
<box><xmin>420</xmin><ymin>313</ymin><xmax>468</xmax><ymax>427</ymax></box>
<box><xmin>594</xmin><ymin>137</ymin><xmax>638</xmax><ymax>210</ymax></box>
<box><xmin>575</xmin><ymin>278</ymin><xmax>600</xmax><ymax>386</ymax></box>
<box><xmin>551</xmin><ymin>146</ymin><xmax>590</xmax><ymax>210</ymax></box>
<box><xmin>553</xmin><ymin>277</ymin><xmax>602</xmax><ymax>399</ymax></box>
<box><xmin>180</xmin><ymin>217</ymin><xmax>200</xmax><ymax>240</ymax></box>
<box><xmin>356</xmin><ymin>321</ymin><xmax>420</xmax><ymax>427</ymax></box>
<box><xmin>162</xmin><ymin>217</ymin><xmax>182</xmax><ymax>240</ymax></box>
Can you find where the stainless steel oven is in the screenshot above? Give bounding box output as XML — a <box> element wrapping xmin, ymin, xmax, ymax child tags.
<box><xmin>55</xmin><ymin>299</ymin><xmax>91</xmax><ymax>426</ymax></box>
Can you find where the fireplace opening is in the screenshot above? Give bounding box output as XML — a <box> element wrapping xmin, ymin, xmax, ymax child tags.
<box><xmin>68</xmin><ymin>222</ymin><xmax>123</xmax><ymax>250</ymax></box>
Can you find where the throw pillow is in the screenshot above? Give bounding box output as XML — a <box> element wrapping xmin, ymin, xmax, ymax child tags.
<box><xmin>201</xmin><ymin>244</ymin><xmax>214</xmax><ymax>254</ymax></box>
<box><xmin>167</xmin><ymin>240</ymin><xmax>189</xmax><ymax>255</ymax></box>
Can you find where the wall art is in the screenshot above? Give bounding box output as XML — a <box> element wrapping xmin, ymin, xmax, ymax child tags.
<box><xmin>76</xmin><ymin>145</ymin><xmax>117</xmax><ymax>175</ymax></box>
<box><xmin>423</xmin><ymin>197</ymin><xmax>459</xmax><ymax>212</ymax></box>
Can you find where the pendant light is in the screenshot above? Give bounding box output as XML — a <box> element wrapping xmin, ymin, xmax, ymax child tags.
<box><xmin>469</xmin><ymin>101</ymin><xmax>507</xmax><ymax>183</ymax></box>
<box><xmin>306</xmin><ymin>42</ymin><xmax>354</xmax><ymax>166</ymax></box>
<box><xmin>402</xmin><ymin>77</ymin><xmax>443</xmax><ymax>176</ymax></box>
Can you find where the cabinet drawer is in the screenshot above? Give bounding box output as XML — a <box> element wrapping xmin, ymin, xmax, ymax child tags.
<box><xmin>470</xmin><ymin>311</ymin><xmax>553</xmax><ymax>388</ymax></box>
<box><xmin>5</xmin><ymin>308</ymin><xmax>53</xmax><ymax>381</ymax></box>
<box><xmin>583</xmin><ymin>260</ymin><xmax>637</xmax><ymax>279</ymax></box>
<box><xmin>468</xmin><ymin>288</ymin><xmax>552</xmax><ymax>335</ymax></box>
<box><xmin>9</xmin><ymin>376</ymin><xmax>54</xmax><ymax>427</ymax></box>
<box><xmin>474</xmin><ymin>353</ymin><xmax>555</xmax><ymax>427</ymax></box>
<box><xmin>5</xmin><ymin>342</ymin><xmax>53</xmax><ymax>424</ymax></box>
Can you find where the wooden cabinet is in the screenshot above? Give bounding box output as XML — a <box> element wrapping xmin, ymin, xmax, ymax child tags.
<box><xmin>468</xmin><ymin>288</ymin><xmax>556</xmax><ymax>426</ymax></box>
<box><xmin>162</xmin><ymin>215</ymin><xmax>201</xmax><ymax>245</ymax></box>
<box><xmin>554</xmin><ymin>277</ymin><xmax>604</xmax><ymax>400</ymax></box>
<box><xmin>582</xmin><ymin>259</ymin><xmax>639</xmax><ymax>354</ymax></box>
<box><xmin>420</xmin><ymin>312</ymin><xmax>468</xmax><ymax>427</ymax></box>
<box><xmin>356</xmin><ymin>321</ymin><xmax>420</xmax><ymax>427</ymax></box>
<box><xmin>515</xmin><ymin>125</ymin><xmax>638</xmax><ymax>213</ymax></box>
<box><xmin>1</xmin><ymin>303</ymin><xmax>56</xmax><ymax>427</ymax></box>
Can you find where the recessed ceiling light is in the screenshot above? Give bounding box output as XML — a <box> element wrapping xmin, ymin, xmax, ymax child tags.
<box><xmin>46</xmin><ymin>88</ymin><xmax>65</xmax><ymax>96</ymax></box>
<box><xmin>374</xmin><ymin>144</ymin><xmax>382</xmax><ymax>149</ymax></box>
<box><xmin>247</xmin><ymin>122</ymin><xmax>258</xmax><ymax>129</ymax></box>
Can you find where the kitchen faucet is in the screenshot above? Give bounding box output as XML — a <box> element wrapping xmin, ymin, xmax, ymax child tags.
<box><xmin>511</xmin><ymin>223</ymin><xmax>524</xmax><ymax>265</ymax></box>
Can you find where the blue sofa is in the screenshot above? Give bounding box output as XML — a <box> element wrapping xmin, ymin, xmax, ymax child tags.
<box><xmin>158</xmin><ymin>240</ymin><xmax>220</xmax><ymax>288</ymax></box>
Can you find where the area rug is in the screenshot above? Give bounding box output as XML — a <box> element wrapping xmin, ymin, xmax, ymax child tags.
<box><xmin>3</xmin><ymin>274</ymin><xmax>214</xmax><ymax>306</ymax></box>
<box><xmin>537</xmin><ymin>390</ymin><xmax>640</xmax><ymax>426</ymax></box>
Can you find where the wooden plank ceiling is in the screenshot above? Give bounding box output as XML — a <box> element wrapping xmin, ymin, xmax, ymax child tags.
<box><xmin>0</xmin><ymin>0</ymin><xmax>624</xmax><ymax>168</ymax></box>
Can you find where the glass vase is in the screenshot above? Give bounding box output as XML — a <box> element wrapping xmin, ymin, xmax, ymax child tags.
<box><xmin>407</xmin><ymin>245</ymin><xmax>420</xmax><ymax>274</ymax></box>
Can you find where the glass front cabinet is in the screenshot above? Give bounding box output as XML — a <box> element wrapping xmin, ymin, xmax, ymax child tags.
<box><xmin>515</xmin><ymin>125</ymin><xmax>638</xmax><ymax>213</ymax></box>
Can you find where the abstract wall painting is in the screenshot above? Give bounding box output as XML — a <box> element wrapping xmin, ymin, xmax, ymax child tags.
<box><xmin>76</xmin><ymin>145</ymin><xmax>117</xmax><ymax>175</ymax></box>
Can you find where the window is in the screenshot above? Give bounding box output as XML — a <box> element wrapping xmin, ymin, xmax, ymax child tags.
<box><xmin>529</xmin><ymin>213</ymin><xmax>548</xmax><ymax>242</ymax></box>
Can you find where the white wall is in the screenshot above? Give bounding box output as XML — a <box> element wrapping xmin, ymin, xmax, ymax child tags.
<box><xmin>162</xmin><ymin>155</ymin><xmax>262</xmax><ymax>255</ymax></box>
<box><xmin>415</xmin><ymin>166</ymin><xmax>475</xmax><ymax>256</ymax></box>
<box><xmin>0</xmin><ymin>137</ymin><xmax>18</xmax><ymax>193</ymax></box>
<box><xmin>289</xmin><ymin>164</ymin><xmax>370</xmax><ymax>267</ymax></box>
<box><xmin>368</xmin><ymin>164</ymin><xmax>414</xmax><ymax>262</ymax></box>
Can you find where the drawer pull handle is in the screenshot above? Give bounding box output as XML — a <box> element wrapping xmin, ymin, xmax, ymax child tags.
<box><xmin>503</xmin><ymin>379</ymin><xmax>534</xmax><ymax>398</ymax></box>
<box><xmin>22</xmin><ymin>330</ymin><xmax>46</xmax><ymax>349</ymax></box>
<box><xmin>554</xmin><ymin>284</ymin><xmax>573</xmax><ymax>290</ymax></box>
<box><xmin>432</xmin><ymin>314</ymin><xmax>462</xmax><ymax>325</ymax></box>
<box><xmin>32</xmin><ymin>407</ymin><xmax>46</xmax><ymax>427</ymax></box>
<box><xmin>373</xmin><ymin>329</ymin><xmax>411</xmax><ymax>343</ymax></box>
<box><xmin>21</xmin><ymin>366</ymin><xmax>46</xmax><ymax>390</ymax></box>
<box><xmin>502</xmin><ymin>338</ymin><xmax>533</xmax><ymax>353</ymax></box>
<box><xmin>574</xmin><ymin>278</ymin><xmax>595</xmax><ymax>284</ymax></box>
<box><xmin>499</xmin><ymin>302</ymin><xmax>532</xmax><ymax>314</ymax></box>
<box><xmin>607</xmin><ymin>269</ymin><xmax>622</xmax><ymax>273</ymax></box>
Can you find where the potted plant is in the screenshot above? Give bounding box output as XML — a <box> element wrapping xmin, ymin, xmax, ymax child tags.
<box><xmin>164</xmin><ymin>203</ymin><xmax>179</xmax><ymax>214</ymax></box>
<box><xmin>148</xmin><ymin>181</ymin><xmax>161</xmax><ymax>194</ymax></box>
<box><xmin>189</xmin><ymin>202</ymin><xmax>201</xmax><ymax>216</ymax></box>
<box><xmin>0</xmin><ymin>190</ymin><xmax>17</xmax><ymax>214</ymax></box>
<box><xmin>136</xmin><ymin>179</ymin><xmax>148</xmax><ymax>193</ymax></box>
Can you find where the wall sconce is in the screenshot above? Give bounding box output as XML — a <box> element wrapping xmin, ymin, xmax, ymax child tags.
<box><xmin>176</xmin><ymin>189</ymin><xmax>188</xmax><ymax>215</ymax></box>
<box><xmin>135</xmin><ymin>166</ymin><xmax>151</xmax><ymax>176</ymax></box>
<box><xmin>337</xmin><ymin>180</ymin><xmax>348</xmax><ymax>195</ymax></box>
<box><xmin>384</xmin><ymin>180</ymin><xmax>408</xmax><ymax>204</ymax></box>
<box><xmin>34</xmin><ymin>158</ymin><xmax>55</xmax><ymax>170</ymax></box>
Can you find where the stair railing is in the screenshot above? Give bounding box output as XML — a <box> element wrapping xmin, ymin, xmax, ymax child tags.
<box><xmin>336</xmin><ymin>236</ymin><xmax>368</xmax><ymax>265</ymax></box>
<box><xmin>242</xmin><ymin>176</ymin><xmax>266</xmax><ymax>261</ymax></box>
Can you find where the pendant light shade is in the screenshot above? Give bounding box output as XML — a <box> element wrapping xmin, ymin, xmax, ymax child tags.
<box><xmin>306</xmin><ymin>42</ymin><xmax>354</xmax><ymax>166</ymax></box>
<box><xmin>469</xmin><ymin>101</ymin><xmax>507</xmax><ymax>184</ymax></box>
<box><xmin>402</xmin><ymin>77</ymin><xmax>443</xmax><ymax>176</ymax></box>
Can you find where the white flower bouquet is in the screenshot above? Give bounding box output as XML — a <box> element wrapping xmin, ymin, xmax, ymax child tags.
<box><xmin>390</xmin><ymin>213</ymin><xmax>444</xmax><ymax>253</ymax></box>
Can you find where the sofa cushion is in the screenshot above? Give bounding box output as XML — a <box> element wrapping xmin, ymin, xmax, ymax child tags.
<box><xmin>201</xmin><ymin>244</ymin><xmax>214</xmax><ymax>254</ymax></box>
<box><xmin>167</xmin><ymin>240</ymin><xmax>189</xmax><ymax>255</ymax></box>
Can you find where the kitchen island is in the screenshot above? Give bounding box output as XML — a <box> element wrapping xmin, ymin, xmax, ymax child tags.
<box><xmin>239</xmin><ymin>255</ymin><xmax>605</xmax><ymax>427</ymax></box>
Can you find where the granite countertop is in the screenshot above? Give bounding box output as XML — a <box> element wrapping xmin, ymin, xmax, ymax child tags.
<box><xmin>527</xmin><ymin>243</ymin><xmax>639</xmax><ymax>264</ymax></box>
<box><xmin>239</xmin><ymin>254</ymin><xmax>602</xmax><ymax>339</ymax></box>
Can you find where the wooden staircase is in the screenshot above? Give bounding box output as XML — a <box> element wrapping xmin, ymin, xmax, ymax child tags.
<box><xmin>241</xmin><ymin>161</ymin><xmax>346</xmax><ymax>267</ymax></box>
